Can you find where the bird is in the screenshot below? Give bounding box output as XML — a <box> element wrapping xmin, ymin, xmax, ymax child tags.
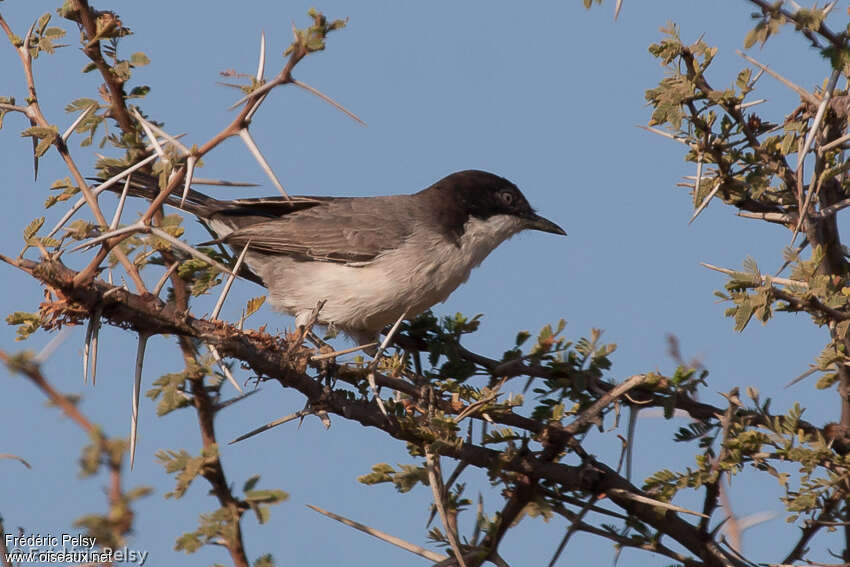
<box><xmin>105</xmin><ymin>169</ymin><xmax>566</xmax><ymax>348</ymax></box>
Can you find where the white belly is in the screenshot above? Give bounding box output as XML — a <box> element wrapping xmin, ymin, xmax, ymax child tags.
<box><xmin>243</xmin><ymin>214</ymin><xmax>523</xmax><ymax>339</ymax></box>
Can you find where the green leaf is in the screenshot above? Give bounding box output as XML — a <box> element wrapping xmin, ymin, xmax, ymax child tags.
<box><xmin>23</xmin><ymin>217</ymin><xmax>45</xmax><ymax>241</ymax></box>
<box><xmin>130</xmin><ymin>52</ymin><xmax>150</xmax><ymax>66</ymax></box>
<box><xmin>243</xmin><ymin>474</ymin><xmax>261</xmax><ymax>492</ymax></box>
<box><xmin>245</xmin><ymin>295</ymin><xmax>266</xmax><ymax>318</ymax></box>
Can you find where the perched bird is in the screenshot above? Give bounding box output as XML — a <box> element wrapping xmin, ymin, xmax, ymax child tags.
<box><xmin>109</xmin><ymin>169</ymin><xmax>565</xmax><ymax>346</ymax></box>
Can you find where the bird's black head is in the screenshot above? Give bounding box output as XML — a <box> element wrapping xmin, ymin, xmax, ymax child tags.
<box><xmin>421</xmin><ymin>170</ymin><xmax>565</xmax><ymax>239</ymax></box>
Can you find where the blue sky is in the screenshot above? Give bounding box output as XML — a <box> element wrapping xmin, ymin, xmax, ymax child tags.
<box><xmin>0</xmin><ymin>1</ymin><xmax>843</xmax><ymax>566</ymax></box>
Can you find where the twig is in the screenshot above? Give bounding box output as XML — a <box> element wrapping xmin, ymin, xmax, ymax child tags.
<box><xmin>606</xmin><ymin>488</ymin><xmax>709</xmax><ymax>517</ymax></box>
<box><xmin>637</xmin><ymin>124</ymin><xmax>696</xmax><ymax>148</ymax></box>
<box><xmin>152</xmin><ymin>261</ymin><xmax>180</xmax><ymax>297</ymax></box>
<box><xmin>366</xmin><ymin>308</ymin><xmax>409</xmax><ymax>416</ymax></box>
<box><xmin>0</xmin><ymin>453</ymin><xmax>32</xmax><ymax>469</ymax></box>
<box><xmin>208</xmin><ymin>344</ymin><xmax>242</xmax><ymax>394</ymax></box>
<box><xmin>736</xmin><ymin>211</ymin><xmax>794</xmax><ymax>224</ymax></box>
<box><xmin>820</xmin><ymin>131</ymin><xmax>850</xmax><ymax>153</ymax></box>
<box><xmin>306</xmin><ymin>504</ymin><xmax>447</xmax><ymax>563</ymax></box>
<box><xmin>817</xmin><ymin>196</ymin><xmax>850</xmax><ymax>219</ymax></box>
<box><xmin>213</xmin><ymin>388</ymin><xmax>260</xmax><ymax>412</ymax></box>
<box><xmin>793</xmin><ymin>68</ymin><xmax>841</xmax><ymax>241</ymax></box>
<box><xmin>61</xmin><ymin>103</ymin><xmax>96</xmax><ymax>143</ymax></box>
<box><xmin>736</xmin><ymin>51</ymin><xmax>818</xmax><ymax>106</ymax></box>
<box><xmin>229</xmin><ymin>409</ymin><xmax>314</xmax><ymax>444</ymax></box>
<box><xmin>310</xmin><ymin>342</ymin><xmax>380</xmax><ymax>361</ymax></box>
<box><xmin>700</xmin><ymin>262</ymin><xmax>807</xmax><ymax>288</ymax></box>
<box><xmin>70</xmin><ymin>221</ymin><xmax>147</xmax><ymax>252</ymax></box>
<box><xmin>144</xmin><ymin>119</ymin><xmax>190</xmax><ymax>156</ymax></box>
<box><xmin>190</xmin><ymin>178</ymin><xmax>258</xmax><ymax>187</ymax></box>
<box><xmin>735</xmin><ymin>98</ymin><xmax>767</xmax><ymax>110</ymax></box>
<box><xmin>547</xmin><ymin>496</ymin><xmax>597</xmax><ymax>567</ymax></box>
<box><xmin>688</xmin><ymin>179</ymin><xmax>722</xmax><ymax>225</ymax></box>
<box><xmin>46</xmin><ymin>153</ymin><xmax>158</xmax><ymax>239</ymax></box>
<box><xmin>426</xmin><ymin>449</ymin><xmax>467</xmax><ymax>567</ymax></box>
<box><xmin>150</xmin><ymin>227</ymin><xmax>236</xmax><ymax>276</ymax></box>
<box><xmin>131</xmin><ymin>107</ymin><xmax>166</xmax><ymax>162</ymax></box>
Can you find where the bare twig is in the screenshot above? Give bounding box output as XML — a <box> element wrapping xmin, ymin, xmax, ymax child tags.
<box><xmin>229</xmin><ymin>409</ymin><xmax>314</xmax><ymax>444</ymax></box>
<box><xmin>153</xmin><ymin>261</ymin><xmax>180</xmax><ymax>297</ymax></box>
<box><xmin>208</xmin><ymin>344</ymin><xmax>242</xmax><ymax>394</ymax></box>
<box><xmin>793</xmin><ymin>68</ymin><xmax>841</xmax><ymax>239</ymax></box>
<box><xmin>547</xmin><ymin>496</ymin><xmax>597</xmax><ymax>567</ymax></box>
<box><xmin>366</xmin><ymin>308</ymin><xmax>409</xmax><ymax>417</ymax></box>
<box><xmin>46</xmin><ymin>153</ymin><xmax>159</xmax><ymax>239</ymax></box>
<box><xmin>689</xmin><ymin>176</ymin><xmax>720</xmax><ymax>225</ymax></box>
<box><xmin>306</xmin><ymin>504</ymin><xmax>447</xmax><ymax>563</ymax></box>
<box><xmin>700</xmin><ymin>262</ymin><xmax>807</xmax><ymax>288</ymax></box>
<box><xmin>737</xmin><ymin>211</ymin><xmax>794</xmax><ymax>224</ymax></box>
<box><xmin>310</xmin><ymin>342</ymin><xmax>380</xmax><ymax>361</ymax></box>
<box><xmin>426</xmin><ymin>449</ymin><xmax>467</xmax><ymax>567</ymax></box>
<box><xmin>605</xmin><ymin>488</ymin><xmax>708</xmax><ymax>518</ymax></box>
<box><xmin>61</xmin><ymin>103</ymin><xmax>96</xmax><ymax>143</ymax></box>
<box><xmin>736</xmin><ymin>51</ymin><xmax>818</xmax><ymax>106</ymax></box>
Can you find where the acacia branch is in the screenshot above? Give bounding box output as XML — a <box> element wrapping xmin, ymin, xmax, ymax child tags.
<box><xmin>70</xmin><ymin>0</ymin><xmax>135</xmax><ymax>134</ymax></box>
<box><xmin>2</xmin><ymin>255</ymin><xmax>750</xmax><ymax>567</ymax></box>
<box><xmin>0</xmin><ymin>349</ymin><xmax>134</xmax><ymax>547</ymax></box>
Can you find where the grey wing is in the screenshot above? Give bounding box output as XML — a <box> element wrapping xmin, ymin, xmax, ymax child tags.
<box><xmin>221</xmin><ymin>196</ymin><xmax>413</xmax><ymax>264</ymax></box>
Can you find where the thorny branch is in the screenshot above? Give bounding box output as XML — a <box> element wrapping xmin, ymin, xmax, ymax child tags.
<box><xmin>1</xmin><ymin>251</ymin><xmax>831</xmax><ymax>567</ymax></box>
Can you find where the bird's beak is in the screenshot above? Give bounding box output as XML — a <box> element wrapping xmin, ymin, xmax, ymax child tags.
<box><xmin>524</xmin><ymin>213</ymin><xmax>566</xmax><ymax>236</ymax></box>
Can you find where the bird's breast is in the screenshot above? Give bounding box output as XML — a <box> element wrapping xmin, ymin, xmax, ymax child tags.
<box><xmin>245</xmin><ymin>214</ymin><xmax>524</xmax><ymax>334</ymax></box>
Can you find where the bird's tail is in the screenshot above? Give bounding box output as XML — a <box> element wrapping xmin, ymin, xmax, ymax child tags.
<box><xmin>95</xmin><ymin>167</ymin><xmax>220</xmax><ymax>218</ymax></box>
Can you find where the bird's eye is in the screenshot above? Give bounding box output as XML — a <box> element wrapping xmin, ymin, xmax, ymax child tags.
<box><xmin>499</xmin><ymin>191</ymin><xmax>514</xmax><ymax>206</ymax></box>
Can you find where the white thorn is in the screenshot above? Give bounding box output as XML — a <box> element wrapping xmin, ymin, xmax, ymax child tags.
<box><xmin>210</xmin><ymin>242</ymin><xmax>250</xmax><ymax>321</ymax></box>
<box><xmin>180</xmin><ymin>156</ymin><xmax>196</xmax><ymax>208</ymax></box>
<box><xmin>153</xmin><ymin>261</ymin><xmax>180</xmax><ymax>297</ymax></box>
<box><xmin>689</xmin><ymin>179</ymin><xmax>722</xmax><ymax>225</ymax></box>
<box><xmin>130</xmin><ymin>333</ymin><xmax>150</xmax><ymax>470</ymax></box>
<box><xmin>291</xmin><ymin>79</ymin><xmax>366</xmax><ymax>126</ymax></box>
<box><xmin>34</xmin><ymin>327</ymin><xmax>71</xmax><ymax>364</ymax></box>
<box><xmin>257</xmin><ymin>31</ymin><xmax>266</xmax><ymax>81</ymax></box>
<box><xmin>70</xmin><ymin>221</ymin><xmax>147</xmax><ymax>252</ymax></box>
<box><xmin>132</xmin><ymin>107</ymin><xmax>166</xmax><ymax>162</ymax></box>
<box><xmin>90</xmin><ymin>314</ymin><xmax>101</xmax><ymax>386</ymax></box>
<box><xmin>61</xmin><ymin>104</ymin><xmax>96</xmax><ymax>143</ymax></box>
<box><xmin>110</xmin><ymin>174</ymin><xmax>133</xmax><ymax>230</ymax></box>
<box><xmin>365</xmin><ymin>308</ymin><xmax>409</xmax><ymax>417</ymax></box>
<box><xmin>244</xmin><ymin>92</ymin><xmax>269</xmax><ymax>122</ymax></box>
<box><xmin>47</xmin><ymin>153</ymin><xmax>158</xmax><ymax>239</ymax></box>
<box><xmin>238</xmin><ymin>128</ymin><xmax>288</xmax><ymax>198</ymax></box>
<box><xmin>208</xmin><ymin>344</ymin><xmax>242</xmax><ymax>393</ymax></box>
<box><xmin>144</xmin><ymin>122</ymin><xmax>190</xmax><ymax>155</ymax></box>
